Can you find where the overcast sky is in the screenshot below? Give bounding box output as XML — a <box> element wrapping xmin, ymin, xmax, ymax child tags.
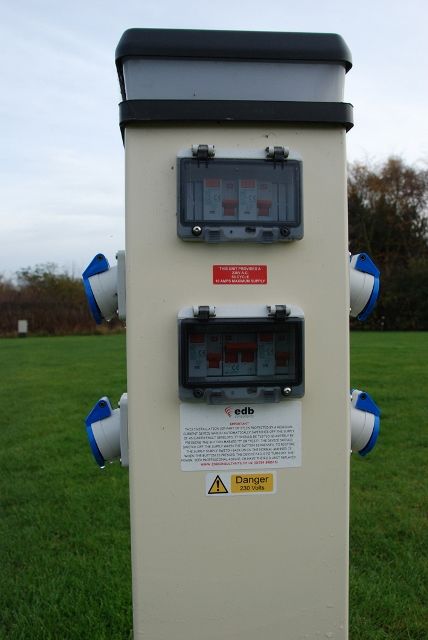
<box><xmin>1</xmin><ymin>0</ymin><xmax>427</xmax><ymax>278</ymax></box>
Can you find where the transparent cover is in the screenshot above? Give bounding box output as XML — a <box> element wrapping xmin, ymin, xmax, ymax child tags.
<box><xmin>179</xmin><ymin>158</ymin><xmax>302</xmax><ymax>226</ymax></box>
<box><xmin>180</xmin><ymin>319</ymin><xmax>303</xmax><ymax>389</ymax></box>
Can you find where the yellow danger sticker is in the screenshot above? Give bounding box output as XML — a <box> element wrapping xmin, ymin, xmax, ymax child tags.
<box><xmin>231</xmin><ymin>473</ymin><xmax>274</xmax><ymax>493</ymax></box>
<box><xmin>205</xmin><ymin>472</ymin><xmax>276</xmax><ymax>496</ymax></box>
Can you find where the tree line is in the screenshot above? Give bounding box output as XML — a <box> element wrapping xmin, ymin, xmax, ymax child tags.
<box><xmin>0</xmin><ymin>264</ymin><xmax>121</xmax><ymax>336</ymax></box>
<box><xmin>0</xmin><ymin>156</ymin><xmax>427</xmax><ymax>336</ymax></box>
<box><xmin>349</xmin><ymin>157</ymin><xmax>428</xmax><ymax>330</ymax></box>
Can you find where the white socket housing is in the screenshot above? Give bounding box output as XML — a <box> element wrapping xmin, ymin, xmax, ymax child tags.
<box><xmin>349</xmin><ymin>256</ymin><xmax>375</xmax><ymax>318</ymax></box>
<box><xmin>89</xmin><ymin>393</ymin><xmax>129</xmax><ymax>467</ymax></box>
<box><xmin>350</xmin><ymin>389</ymin><xmax>375</xmax><ymax>452</ymax></box>
<box><xmin>87</xmin><ymin>251</ymin><xmax>126</xmax><ymax>322</ymax></box>
<box><xmin>91</xmin><ymin>403</ymin><xmax>121</xmax><ymax>461</ymax></box>
<box><xmin>88</xmin><ymin>266</ymin><xmax>118</xmax><ymax>321</ymax></box>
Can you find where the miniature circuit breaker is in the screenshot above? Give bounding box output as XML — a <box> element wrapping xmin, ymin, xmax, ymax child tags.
<box><xmin>178</xmin><ymin>304</ymin><xmax>304</xmax><ymax>403</ymax></box>
<box><xmin>116</xmin><ymin>28</ymin><xmax>354</xmax><ymax>640</ymax></box>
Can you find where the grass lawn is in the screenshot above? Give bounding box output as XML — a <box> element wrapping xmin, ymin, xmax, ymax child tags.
<box><xmin>0</xmin><ymin>335</ymin><xmax>130</xmax><ymax>640</ymax></box>
<box><xmin>0</xmin><ymin>333</ymin><xmax>426</xmax><ymax>639</ymax></box>
<box><xmin>349</xmin><ymin>332</ymin><xmax>427</xmax><ymax>639</ymax></box>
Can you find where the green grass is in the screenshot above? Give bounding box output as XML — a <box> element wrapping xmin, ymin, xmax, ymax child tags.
<box><xmin>0</xmin><ymin>335</ymin><xmax>130</xmax><ymax>639</ymax></box>
<box><xmin>1</xmin><ymin>333</ymin><xmax>426</xmax><ymax>639</ymax></box>
<box><xmin>349</xmin><ymin>333</ymin><xmax>428</xmax><ymax>639</ymax></box>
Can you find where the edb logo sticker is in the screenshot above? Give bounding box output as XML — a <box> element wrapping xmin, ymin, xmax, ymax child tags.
<box><xmin>225</xmin><ymin>406</ymin><xmax>255</xmax><ymax>417</ymax></box>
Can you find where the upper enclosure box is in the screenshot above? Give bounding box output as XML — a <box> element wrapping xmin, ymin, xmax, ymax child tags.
<box><xmin>116</xmin><ymin>29</ymin><xmax>353</xmax><ymax>130</ymax></box>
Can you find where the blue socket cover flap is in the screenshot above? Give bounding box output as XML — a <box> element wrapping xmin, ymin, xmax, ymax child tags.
<box><xmin>85</xmin><ymin>396</ymin><xmax>113</xmax><ymax>468</ymax></box>
<box><xmin>82</xmin><ymin>254</ymin><xmax>110</xmax><ymax>324</ymax></box>
<box><xmin>355</xmin><ymin>391</ymin><xmax>381</xmax><ymax>417</ymax></box>
<box><xmin>85</xmin><ymin>396</ymin><xmax>113</xmax><ymax>427</ymax></box>
<box><xmin>82</xmin><ymin>254</ymin><xmax>110</xmax><ymax>279</ymax></box>
<box><xmin>354</xmin><ymin>253</ymin><xmax>380</xmax><ymax>278</ymax></box>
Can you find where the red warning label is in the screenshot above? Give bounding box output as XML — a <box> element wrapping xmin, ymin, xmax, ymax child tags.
<box><xmin>213</xmin><ymin>265</ymin><xmax>268</xmax><ymax>285</ymax></box>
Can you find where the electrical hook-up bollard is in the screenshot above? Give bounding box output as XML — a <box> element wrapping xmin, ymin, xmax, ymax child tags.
<box><xmin>80</xmin><ymin>27</ymin><xmax>384</xmax><ymax>640</ymax></box>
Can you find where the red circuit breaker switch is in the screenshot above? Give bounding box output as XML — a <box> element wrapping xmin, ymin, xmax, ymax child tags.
<box><xmin>257</xmin><ymin>199</ymin><xmax>272</xmax><ymax>216</ymax></box>
<box><xmin>190</xmin><ymin>334</ymin><xmax>205</xmax><ymax>343</ymax></box>
<box><xmin>207</xmin><ymin>353</ymin><xmax>222</xmax><ymax>368</ymax></box>
<box><xmin>223</xmin><ymin>199</ymin><xmax>238</xmax><ymax>216</ymax></box>
<box><xmin>276</xmin><ymin>351</ymin><xmax>290</xmax><ymax>367</ymax></box>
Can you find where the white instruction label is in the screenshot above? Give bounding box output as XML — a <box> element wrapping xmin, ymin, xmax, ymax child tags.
<box><xmin>180</xmin><ymin>402</ymin><xmax>301</xmax><ymax>471</ymax></box>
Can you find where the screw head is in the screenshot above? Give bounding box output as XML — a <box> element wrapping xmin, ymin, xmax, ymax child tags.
<box><xmin>99</xmin><ymin>400</ymin><xmax>107</xmax><ymax>407</ymax></box>
<box><xmin>282</xmin><ymin>387</ymin><xmax>292</xmax><ymax>396</ymax></box>
<box><xmin>193</xmin><ymin>389</ymin><xmax>204</xmax><ymax>399</ymax></box>
<box><xmin>192</xmin><ymin>225</ymin><xmax>202</xmax><ymax>237</ymax></box>
<box><xmin>280</xmin><ymin>227</ymin><xmax>290</xmax><ymax>238</ymax></box>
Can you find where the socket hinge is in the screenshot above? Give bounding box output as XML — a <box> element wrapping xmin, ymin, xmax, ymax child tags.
<box><xmin>267</xmin><ymin>304</ymin><xmax>291</xmax><ymax>320</ymax></box>
<box><xmin>191</xmin><ymin>144</ymin><xmax>215</xmax><ymax>160</ymax></box>
<box><xmin>265</xmin><ymin>146</ymin><xmax>290</xmax><ymax>161</ymax></box>
<box><xmin>193</xmin><ymin>305</ymin><xmax>216</xmax><ymax>320</ymax></box>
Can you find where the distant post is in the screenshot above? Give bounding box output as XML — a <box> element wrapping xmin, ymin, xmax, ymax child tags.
<box><xmin>17</xmin><ymin>319</ymin><xmax>28</xmax><ymax>338</ymax></box>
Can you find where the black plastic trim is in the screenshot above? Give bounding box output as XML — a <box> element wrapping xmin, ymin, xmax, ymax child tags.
<box><xmin>119</xmin><ymin>100</ymin><xmax>354</xmax><ymax>132</ymax></box>
<box><xmin>116</xmin><ymin>29</ymin><xmax>352</xmax><ymax>68</ymax></box>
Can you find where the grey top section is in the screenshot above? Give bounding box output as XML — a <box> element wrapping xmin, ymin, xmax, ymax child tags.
<box><xmin>116</xmin><ymin>29</ymin><xmax>352</xmax><ymax>102</ymax></box>
<box><xmin>122</xmin><ymin>60</ymin><xmax>345</xmax><ymax>102</ymax></box>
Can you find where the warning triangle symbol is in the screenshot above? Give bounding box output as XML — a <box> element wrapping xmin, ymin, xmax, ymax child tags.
<box><xmin>208</xmin><ymin>475</ymin><xmax>228</xmax><ymax>494</ymax></box>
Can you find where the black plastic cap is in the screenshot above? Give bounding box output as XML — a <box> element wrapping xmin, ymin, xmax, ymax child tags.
<box><xmin>116</xmin><ymin>28</ymin><xmax>352</xmax><ymax>69</ymax></box>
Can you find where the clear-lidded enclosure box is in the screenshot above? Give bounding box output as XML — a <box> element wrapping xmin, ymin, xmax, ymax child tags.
<box><xmin>178</xmin><ymin>156</ymin><xmax>303</xmax><ymax>242</ymax></box>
